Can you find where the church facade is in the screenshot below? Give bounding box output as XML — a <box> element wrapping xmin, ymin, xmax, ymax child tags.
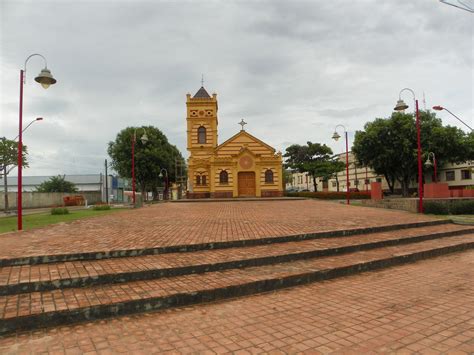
<box><xmin>186</xmin><ymin>86</ymin><xmax>283</xmax><ymax>198</ymax></box>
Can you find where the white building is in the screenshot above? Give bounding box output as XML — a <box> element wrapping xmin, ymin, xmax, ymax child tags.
<box><xmin>286</xmin><ymin>152</ymin><xmax>473</xmax><ymax>193</ymax></box>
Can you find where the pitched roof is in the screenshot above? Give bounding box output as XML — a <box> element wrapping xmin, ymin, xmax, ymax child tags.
<box><xmin>193</xmin><ymin>86</ymin><xmax>211</xmax><ymax>98</ymax></box>
<box><xmin>215</xmin><ymin>130</ymin><xmax>276</xmax><ymax>153</ymax></box>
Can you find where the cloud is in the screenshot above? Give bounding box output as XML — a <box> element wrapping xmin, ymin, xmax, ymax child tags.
<box><xmin>1</xmin><ymin>0</ymin><xmax>472</xmax><ymax>176</ymax></box>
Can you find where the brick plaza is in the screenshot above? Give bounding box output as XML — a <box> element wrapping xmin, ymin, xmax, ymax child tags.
<box><xmin>0</xmin><ymin>200</ymin><xmax>434</xmax><ymax>260</ymax></box>
<box><xmin>0</xmin><ymin>250</ymin><xmax>472</xmax><ymax>354</ymax></box>
<box><xmin>0</xmin><ymin>199</ymin><xmax>472</xmax><ymax>353</ymax></box>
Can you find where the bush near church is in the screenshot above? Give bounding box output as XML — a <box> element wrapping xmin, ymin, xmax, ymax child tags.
<box><xmin>285</xmin><ymin>191</ymin><xmax>371</xmax><ymax>200</ymax></box>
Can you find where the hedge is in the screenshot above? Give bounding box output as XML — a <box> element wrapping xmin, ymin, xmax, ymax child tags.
<box><xmin>285</xmin><ymin>191</ymin><xmax>371</xmax><ymax>200</ymax></box>
<box><xmin>93</xmin><ymin>204</ymin><xmax>111</xmax><ymax>211</ymax></box>
<box><xmin>424</xmin><ymin>200</ymin><xmax>474</xmax><ymax>215</ymax></box>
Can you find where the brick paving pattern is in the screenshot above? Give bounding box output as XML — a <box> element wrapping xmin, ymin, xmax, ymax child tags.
<box><xmin>1</xmin><ymin>233</ymin><xmax>472</xmax><ymax>323</ymax></box>
<box><xmin>0</xmin><ymin>200</ymin><xmax>435</xmax><ymax>260</ymax></box>
<box><xmin>0</xmin><ymin>250</ymin><xmax>472</xmax><ymax>354</ymax></box>
<box><xmin>0</xmin><ymin>223</ymin><xmax>471</xmax><ymax>290</ymax></box>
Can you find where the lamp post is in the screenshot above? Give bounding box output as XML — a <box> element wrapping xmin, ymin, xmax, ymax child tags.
<box><xmin>425</xmin><ymin>152</ymin><xmax>437</xmax><ymax>183</ymax></box>
<box><xmin>432</xmin><ymin>106</ymin><xmax>473</xmax><ymax>131</ymax></box>
<box><xmin>132</xmin><ymin>128</ymin><xmax>148</xmax><ymax>205</ymax></box>
<box><xmin>332</xmin><ymin>125</ymin><xmax>350</xmax><ymax>205</ymax></box>
<box><xmin>4</xmin><ymin>118</ymin><xmax>43</xmax><ymax>215</ymax></box>
<box><xmin>394</xmin><ymin>88</ymin><xmax>423</xmax><ymax>213</ymax></box>
<box><xmin>159</xmin><ymin>168</ymin><xmax>169</xmax><ymax>200</ymax></box>
<box><xmin>18</xmin><ymin>54</ymin><xmax>57</xmax><ymax>230</ymax></box>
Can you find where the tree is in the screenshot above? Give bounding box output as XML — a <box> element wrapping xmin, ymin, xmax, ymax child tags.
<box><xmin>107</xmin><ymin>126</ymin><xmax>185</xmax><ymax>199</ymax></box>
<box><xmin>36</xmin><ymin>175</ymin><xmax>78</xmax><ymax>193</ymax></box>
<box><xmin>0</xmin><ymin>138</ymin><xmax>28</xmax><ymax>212</ymax></box>
<box><xmin>284</xmin><ymin>142</ymin><xmax>335</xmax><ymax>191</ymax></box>
<box><xmin>353</xmin><ymin>111</ymin><xmax>471</xmax><ymax>196</ymax></box>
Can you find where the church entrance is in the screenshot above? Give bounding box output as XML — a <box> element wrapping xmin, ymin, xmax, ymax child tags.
<box><xmin>238</xmin><ymin>172</ymin><xmax>256</xmax><ymax>197</ymax></box>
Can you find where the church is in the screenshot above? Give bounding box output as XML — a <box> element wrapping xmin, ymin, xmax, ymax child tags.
<box><xmin>186</xmin><ymin>86</ymin><xmax>284</xmax><ymax>198</ymax></box>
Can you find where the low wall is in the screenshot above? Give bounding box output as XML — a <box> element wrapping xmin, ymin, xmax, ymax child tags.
<box><xmin>361</xmin><ymin>197</ymin><xmax>474</xmax><ymax>213</ymax></box>
<box><xmin>1</xmin><ymin>192</ymin><xmax>102</xmax><ymax>210</ymax></box>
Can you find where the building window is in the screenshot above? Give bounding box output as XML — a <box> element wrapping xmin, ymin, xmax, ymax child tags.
<box><xmin>196</xmin><ymin>175</ymin><xmax>201</xmax><ymax>185</ymax></box>
<box><xmin>376</xmin><ymin>178</ymin><xmax>382</xmax><ymax>183</ymax></box>
<box><xmin>265</xmin><ymin>169</ymin><xmax>274</xmax><ymax>184</ymax></box>
<box><xmin>198</xmin><ymin>126</ymin><xmax>206</xmax><ymax>144</ymax></box>
<box><xmin>202</xmin><ymin>175</ymin><xmax>207</xmax><ymax>185</ymax></box>
<box><xmin>364</xmin><ymin>179</ymin><xmax>370</xmax><ymax>185</ymax></box>
<box><xmin>219</xmin><ymin>170</ymin><xmax>228</xmax><ymax>184</ymax></box>
<box><xmin>332</xmin><ymin>181</ymin><xmax>337</xmax><ymax>187</ymax></box>
<box><xmin>446</xmin><ymin>171</ymin><xmax>455</xmax><ymax>181</ymax></box>
<box><xmin>461</xmin><ymin>169</ymin><xmax>472</xmax><ymax>180</ymax></box>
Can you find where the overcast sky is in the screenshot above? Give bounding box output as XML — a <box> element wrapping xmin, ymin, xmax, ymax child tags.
<box><xmin>1</xmin><ymin>0</ymin><xmax>472</xmax><ymax>177</ymax></box>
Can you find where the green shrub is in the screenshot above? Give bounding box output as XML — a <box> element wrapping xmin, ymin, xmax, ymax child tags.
<box><xmin>285</xmin><ymin>191</ymin><xmax>371</xmax><ymax>200</ymax></box>
<box><xmin>423</xmin><ymin>202</ymin><xmax>449</xmax><ymax>215</ymax></box>
<box><xmin>450</xmin><ymin>200</ymin><xmax>474</xmax><ymax>215</ymax></box>
<box><xmin>51</xmin><ymin>207</ymin><xmax>69</xmax><ymax>215</ymax></box>
<box><xmin>93</xmin><ymin>204</ymin><xmax>111</xmax><ymax>211</ymax></box>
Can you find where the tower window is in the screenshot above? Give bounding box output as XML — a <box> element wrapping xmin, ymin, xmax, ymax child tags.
<box><xmin>265</xmin><ymin>169</ymin><xmax>274</xmax><ymax>184</ymax></box>
<box><xmin>198</xmin><ymin>126</ymin><xmax>206</xmax><ymax>144</ymax></box>
<box><xmin>219</xmin><ymin>170</ymin><xmax>228</xmax><ymax>184</ymax></box>
<box><xmin>196</xmin><ymin>175</ymin><xmax>201</xmax><ymax>185</ymax></box>
<box><xmin>202</xmin><ymin>175</ymin><xmax>207</xmax><ymax>185</ymax></box>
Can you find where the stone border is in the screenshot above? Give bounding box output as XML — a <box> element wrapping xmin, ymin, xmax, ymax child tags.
<box><xmin>0</xmin><ymin>220</ymin><xmax>451</xmax><ymax>267</ymax></box>
<box><xmin>2</xmin><ymin>226</ymin><xmax>472</xmax><ymax>296</ymax></box>
<box><xmin>1</xmin><ymin>241</ymin><xmax>472</xmax><ymax>336</ymax></box>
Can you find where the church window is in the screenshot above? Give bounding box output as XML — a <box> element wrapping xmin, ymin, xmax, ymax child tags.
<box><xmin>196</xmin><ymin>175</ymin><xmax>201</xmax><ymax>185</ymax></box>
<box><xmin>202</xmin><ymin>175</ymin><xmax>207</xmax><ymax>185</ymax></box>
<box><xmin>265</xmin><ymin>169</ymin><xmax>274</xmax><ymax>184</ymax></box>
<box><xmin>198</xmin><ymin>126</ymin><xmax>206</xmax><ymax>144</ymax></box>
<box><xmin>219</xmin><ymin>170</ymin><xmax>229</xmax><ymax>184</ymax></box>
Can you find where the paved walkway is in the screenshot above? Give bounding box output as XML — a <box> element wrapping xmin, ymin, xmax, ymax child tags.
<box><xmin>0</xmin><ymin>200</ymin><xmax>436</xmax><ymax>260</ymax></box>
<box><xmin>1</xmin><ymin>249</ymin><xmax>472</xmax><ymax>354</ymax></box>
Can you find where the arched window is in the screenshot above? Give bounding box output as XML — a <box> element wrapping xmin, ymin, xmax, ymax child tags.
<box><xmin>196</xmin><ymin>175</ymin><xmax>201</xmax><ymax>185</ymax></box>
<box><xmin>219</xmin><ymin>170</ymin><xmax>228</xmax><ymax>184</ymax></box>
<box><xmin>202</xmin><ymin>175</ymin><xmax>207</xmax><ymax>185</ymax></box>
<box><xmin>265</xmin><ymin>169</ymin><xmax>274</xmax><ymax>184</ymax></box>
<box><xmin>198</xmin><ymin>126</ymin><xmax>206</xmax><ymax>144</ymax></box>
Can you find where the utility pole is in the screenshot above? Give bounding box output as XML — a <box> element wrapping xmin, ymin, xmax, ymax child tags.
<box><xmin>105</xmin><ymin>159</ymin><xmax>109</xmax><ymax>204</ymax></box>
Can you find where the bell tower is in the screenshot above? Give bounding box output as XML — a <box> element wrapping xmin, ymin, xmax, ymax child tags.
<box><xmin>186</xmin><ymin>86</ymin><xmax>218</xmax><ymax>159</ymax></box>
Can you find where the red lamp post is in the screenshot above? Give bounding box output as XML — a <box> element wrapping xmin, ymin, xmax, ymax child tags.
<box><xmin>17</xmin><ymin>54</ymin><xmax>56</xmax><ymax>230</ymax></box>
<box><xmin>131</xmin><ymin>128</ymin><xmax>148</xmax><ymax>205</ymax></box>
<box><xmin>394</xmin><ymin>88</ymin><xmax>423</xmax><ymax>213</ymax></box>
<box><xmin>332</xmin><ymin>125</ymin><xmax>350</xmax><ymax>205</ymax></box>
<box><xmin>432</xmin><ymin>106</ymin><xmax>472</xmax><ymax>131</ymax></box>
<box><xmin>425</xmin><ymin>152</ymin><xmax>437</xmax><ymax>183</ymax></box>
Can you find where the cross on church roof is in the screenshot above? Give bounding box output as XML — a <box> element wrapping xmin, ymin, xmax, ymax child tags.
<box><xmin>238</xmin><ymin>119</ymin><xmax>247</xmax><ymax>131</ymax></box>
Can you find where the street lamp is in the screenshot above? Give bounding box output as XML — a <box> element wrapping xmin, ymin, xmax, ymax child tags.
<box><xmin>332</xmin><ymin>125</ymin><xmax>350</xmax><ymax>205</ymax></box>
<box><xmin>159</xmin><ymin>168</ymin><xmax>169</xmax><ymax>200</ymax></box>
<box><xmin>425</xmin><ymin>152</ymin><xmax>437</xmax><ymax>183</ymax></box>
<box><xmin>432</xmin><ymin>106</ymin><xmax>473</xmax><ymax>131</ymax></box>
<box><xmin>394</xmin><ymin>88</ymin><xmax>423</xmax><ymax>213</ymax></box>
<box><xmin>132</xmin><ymin>128</ymin><xmax>148</xmax><ymax>205</ymax></box>
<box><xmin>13</xmin><ymin>118</ymin><xmax>43</xmax><ymax>141</ymax></box>
<box><xmin>18</xmin><ymin>54</ymin><xmax>57</xmax><ymax>230</ymax></box>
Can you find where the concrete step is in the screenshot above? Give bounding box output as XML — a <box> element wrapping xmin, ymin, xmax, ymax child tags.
<box><xmin>0</xmin><ymin>219</ymin><xmax>451</xmax><ymax>267</ymax></box>
<box><xmin>0</xmin><ymin>223</ymin><xmax>472</xmax><ymax>296</ymax></box>
<box><xmin>0</xmin><ymin>233</ymin><xmax>473</xmax><ymax>335</ymax></box>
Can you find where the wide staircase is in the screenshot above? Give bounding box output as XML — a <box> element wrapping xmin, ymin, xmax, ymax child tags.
<box><xmin>1</xmin><ymin>219</ymin><xmax>473</xmax><ymax>335</ymax></box>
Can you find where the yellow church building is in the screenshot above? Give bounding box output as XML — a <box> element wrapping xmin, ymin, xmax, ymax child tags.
<box><xmin>186</xmin><ymin>86</ymin><xmax>283</xmax><ymax>198</ymax></box>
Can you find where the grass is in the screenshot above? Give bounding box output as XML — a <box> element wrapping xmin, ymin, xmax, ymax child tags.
<box><xmin>430</xmin><ymin>214</ymin><xmax>474</xmax><ymax>225</ymax></box>
<box><xmin>0</xmin><ymin>208</ymin><xmax>122</xmax><ymax>234</ymax></box>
